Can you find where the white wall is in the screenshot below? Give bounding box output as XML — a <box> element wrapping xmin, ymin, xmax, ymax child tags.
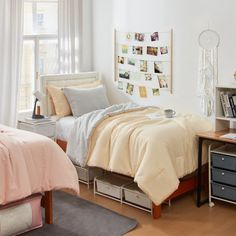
<box><xmin>80</xmin><ymin>0</ymin><xmax>93</xmax><ymax>71</ymax></box>
<box><xmin>92</xmin><ymin>0</ymin><xmax>236</xmax><ymax>114</ymax></box>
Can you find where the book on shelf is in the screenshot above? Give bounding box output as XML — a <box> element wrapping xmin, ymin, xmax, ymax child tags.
<box><xmin>219</xmin><ymin>91</ymin><xmax>236</xmax><ymax>118</ymax></box>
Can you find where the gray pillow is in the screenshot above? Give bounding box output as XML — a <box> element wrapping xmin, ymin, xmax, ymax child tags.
<box><xmin>63</xmin><ymin>86</ymin><xmax>110</xmax><ymax>116</ymax></box>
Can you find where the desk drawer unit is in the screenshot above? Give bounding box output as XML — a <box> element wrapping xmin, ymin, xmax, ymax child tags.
<box><xmin>210</xmin><ymin>145</ymin><xmax>236</xmax><ymax>206</ymax></box>
<box><xmin>212</xmin><ymin>183</ymin><xmax>236</xmax><ymax>202</ymax></box>
<box><xmin>212</xmin><ymin>153</ymin><xmax>236</xmax><ymax>171</ymax></box>
<box><xmin>212</xmin><ymin>168</ymin><xmax>236</xmax><ymax>186</ymax></box>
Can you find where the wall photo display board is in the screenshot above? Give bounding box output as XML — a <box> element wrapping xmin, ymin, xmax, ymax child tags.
<box><xmin>114</xmin><ymin>29</ymin><xmax>173</xmax><ymax>98</ymax></box>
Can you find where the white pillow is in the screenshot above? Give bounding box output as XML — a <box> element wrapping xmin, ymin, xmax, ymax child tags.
<box><xmin>63</xmin><ymin>86</ymin><xmax>110</xmax><ymax>116</ymax></box>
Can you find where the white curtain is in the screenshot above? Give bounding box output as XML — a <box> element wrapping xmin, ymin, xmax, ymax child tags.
<box><xmin>58</xmin><ymin>0</ymin><xmax>82</xmax><ymax>74</ymax></box>
<box><xmin>0</xmin><ymin>0</ymin><xmax>23</xmax><ymax>127</ymax></box>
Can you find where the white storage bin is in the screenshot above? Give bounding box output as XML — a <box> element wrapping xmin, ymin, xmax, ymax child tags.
<box><xmin>75</xmin><ymin>165</ymin><xmax>103</xmax><ymax>184</ymax></box>
<box><xmin>94</xmin><ymin>174</ymin><xmax>132</xmax><ymax>200</ymax></box>
<box><xmin>122</xmin><ymin>183</ymin><xmax>152</xmax><ymax>210</ymax></box>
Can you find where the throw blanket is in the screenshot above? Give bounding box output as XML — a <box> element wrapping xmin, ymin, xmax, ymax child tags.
<box><xmin>67</xmin><ymin>103</ymin><xmax>211</xmax><ymax>205</ymax></box>
<box><xmin>0</xmin><ymin>125</ymin><xmax>79</xmax><ymax>205</ymax></box>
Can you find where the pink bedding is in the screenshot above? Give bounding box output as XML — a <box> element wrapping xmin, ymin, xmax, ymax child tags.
<box><xmin>0</xmin><ymin>124</ymin><xmax>79</xmax><ymax>205</ymax></box>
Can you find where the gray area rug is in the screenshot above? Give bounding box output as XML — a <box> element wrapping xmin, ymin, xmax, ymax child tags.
<box><xmin>26</xmin><ymin>191</ymin><xmax>138</xmax><ymax>236</ymax></box>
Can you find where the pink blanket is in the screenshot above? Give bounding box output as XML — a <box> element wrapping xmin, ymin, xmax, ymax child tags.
<box><xmin>0</xmin><ymin>125</ymin><xmax>79</xmax><ymax>205</ymax></box>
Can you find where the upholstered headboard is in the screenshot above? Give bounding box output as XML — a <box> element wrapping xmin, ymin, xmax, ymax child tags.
<box><xmin>40</xmin><ymin>72</ymin><xmax>100</xmax><ymax>116</ymax></box>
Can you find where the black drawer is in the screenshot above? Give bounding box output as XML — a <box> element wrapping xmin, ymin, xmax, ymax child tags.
<box><xmin>211</xmin><ymin>153</ymin><xmax>236</xmax><ymax>171</ymax></box>
<box><xmin>212</xmin><ymin>183</ymin><xmax>236</xmax><ymax>202</ymax></box>
<box><xmin>212</xmin><ymin>168</ymin><xmax>236</xmax><ymax>186</ymax></box>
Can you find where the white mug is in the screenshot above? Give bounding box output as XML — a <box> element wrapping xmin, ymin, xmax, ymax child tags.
<box><xmin>164</xmin><ymin>109</ymin><xmax>176</xmax><ymax>118</ymax></box>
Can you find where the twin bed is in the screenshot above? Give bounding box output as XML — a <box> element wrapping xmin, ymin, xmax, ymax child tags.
<box><xmin>40</xmin><ymin>72</ymin><xmax>211</xmax><ymax>218</ymax></box>
<box><xmin>0</xmin><ymin>125</ymin><xmax>79</xmax><ymax>235</ymax></box>
<box><xmin>0</xmin><ymin>71</ymin><xmax>210</xmax><ymax>235</ymax></box>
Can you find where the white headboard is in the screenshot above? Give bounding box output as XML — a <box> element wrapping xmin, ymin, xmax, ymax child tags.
<box><xmin>40</xmin><ymin>72</ymin><xmax>100</xmax><ymax>116</ymax></box>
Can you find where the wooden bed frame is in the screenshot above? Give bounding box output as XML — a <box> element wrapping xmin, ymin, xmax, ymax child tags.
<box><xmin>56</xmin><ymin>139</ymin><xmax>207</xmax><ymax>219</ymax></box>
<box><xmin>41</xmin><ymin>191</ymin><xmax>53</xmax><ymax>224</ymax></box>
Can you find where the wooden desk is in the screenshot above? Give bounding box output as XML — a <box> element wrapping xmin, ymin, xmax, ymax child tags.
<box><xmin>196</xmin><ymin>129</ymin><xmax>236</xmax><ymax>207</ymax></box>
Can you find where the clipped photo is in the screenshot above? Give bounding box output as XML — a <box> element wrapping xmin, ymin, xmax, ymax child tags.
<box><xmin>152</xmin><ymin>88</ymin><xmax>160</xmax><ymax>96</ymax></box>
<box><xmin>118</xmin><ymin>81</ymin><xmax>123</xmax><ymax>90</ymax></box>
<box><xmin>121</xmin><ymin>45</ymin><xmax>129</xmax><ymax>54</ymax></box>
<box><xmin>119</xmin><ymin>70</ymin><xmax>130</xmax><ymax>79</ymax></box>
<box><xmin>118</xmin><ymin>56</ymin><xmax>124</xmax><ymax>64</ymax></box>
<box><xmin>126</xmin><ymin>83</ymin><xmax>134</xmax><ymax>95</ymax></box>
<box><xmin>126</xmin><ymin>33</ymin><xmax>132</xmax><ymax>41</ymax></box>
<box><xmin>128</xmin><ymin>58</ymin><xmax>135</xmax><ymax>66</ymax></box>
<box><xmin>154</xmin><ymin>62</ymin><xmax>163</xmax><ymax>73</ymax></box>
<box><xmin>151</xmin><ymin>32</ymin><xmax>159</xmax><ymax>41</ymax></box>
<box><xmin>135</xmin><ymin>33</ymin><xmax>145</xmax><ymax>42</ymax></box>
<box><xmin>158</xmin><ymin>75</ymin><xmax>168</xmax><ymax>88</ymax></box>
<box><xmin>145</xmin><ymin>73</ymin><xmax>152</xmax><ymax>81</ymax></box>
<box><xmin>132</xmin><ymin>46</ymin><xmax>143</xmax><ymax>55</ymax></box>
<box><xmin>139</xmin><ymin>86</ymin><xmax>147</xmax><ymax>98</ymax></box>
<box><xmin>140</xmin><ymin>60</ymin><xmax>147</xmax><ymax>72</ymax></box>
<box><xmin>160</xmin><ymin>46</ymin><xmax>168</xmax><ymax>55</ymax></box>
<box><xmin>147</xmin><ymin>46</ymin><xmax>158</xmax><ymax>56</ymax></box>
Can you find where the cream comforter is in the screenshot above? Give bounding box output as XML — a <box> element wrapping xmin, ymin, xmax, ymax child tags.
<box><xmin>0</xmin><ymin>125</ymin><xmax>79</xmax><ymax>205</ymax></box>
<box><xmin>68</xmin><ymin>104</ymin><xmax>211</xmax><ymax>205</ymax></box>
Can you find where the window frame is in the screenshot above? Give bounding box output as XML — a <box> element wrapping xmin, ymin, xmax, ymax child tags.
<box><xmin>20</xmin><ymin>0</ymin><xmax>58</xmax><ymax>111</ymax></box>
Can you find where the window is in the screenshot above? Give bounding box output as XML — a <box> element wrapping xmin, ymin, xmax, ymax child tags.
<box><xmin>19</xmin><ymin>0</ymin><xmax>58</xmax><ymax>111</ymax></box>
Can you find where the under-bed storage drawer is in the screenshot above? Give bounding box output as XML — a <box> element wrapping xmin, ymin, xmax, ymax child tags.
<box><xmin>212</xmin><ymin>183</ymin><xmax>236</xmax><ymax>202</ymax></box>
<box><xmin>75</xmin><ymin>165</ymin><xmax>103</xmax><ymax>183</ymax></box>
<box><xmin>122</xmin><ymin>183</ymin><xmax>151</xmax><ymax>210</ymax></box>
<box><xmin>211</xmin><ymin>152</ymin><xmax>236</xmax><ymax>171</ymax></box>
<box><xmin>212</xmin><ymin>168</ymin><xmax>236</xmax><ymax>186</ymax></box>
<box><xmin>95</xmin><ymin>174</ymin><xmax>132</xmax><ymax>200</ymax></box>
<box><xmin>0</xmin><ymin>194</ymin><xmax>42</xmax><ymax>236</ymax></box>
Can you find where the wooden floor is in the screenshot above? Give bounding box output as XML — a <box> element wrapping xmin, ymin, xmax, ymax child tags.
<box><xmin>79</xmin><ymin>184</ymin><xmax>236</xmax><ymax>236</ymax></box>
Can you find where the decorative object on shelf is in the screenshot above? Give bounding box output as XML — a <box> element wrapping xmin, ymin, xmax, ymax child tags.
<box><xmin>114</xmin><ymin>29</ymin><xmax>173</xmax><ymax>98</ymax></box>
<box><xmin>32</xmin><ymin>90</ymin><xmax>45</xmax><ymax>119</ymax></box>
<box><xmin>198</xmin><ymin>28</ymin><xmax>220</xmax><ymax>116</ymax></box>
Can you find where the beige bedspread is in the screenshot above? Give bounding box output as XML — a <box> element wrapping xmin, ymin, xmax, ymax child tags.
<box><xmin>0</xmin><ymin>125</ymin><xmax>79</xmax><ymax>205</ymax></box>
<box><xmin>87</xmin><ymin>107</ymin><xmax>212</xmax><ymax>205</ymax></box>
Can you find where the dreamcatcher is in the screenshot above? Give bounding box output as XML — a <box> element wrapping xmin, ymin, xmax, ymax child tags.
<box><xmin>198</xmin><ymin>29</ymin><xmax>220</xmax><ymax>116</ymax></box>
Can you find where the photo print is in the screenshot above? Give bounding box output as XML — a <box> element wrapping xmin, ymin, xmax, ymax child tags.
<box><xmin>118</xmin><ymin>56</ymin><xmax>124</xmax><ymax>64</ymax></box>
<box><xmin>145</xmin><ymin>73</ymin><xmax>152</xmax><ymax>81</ymax></box>
<box><xmin>140</xmin><ymin>60</ymin><xmax>147</xmax><ymax>72</ymax></box>
<box><xmin>147</xmin><ymin>46</ymin><xmax>158</xmax><ymax>56</ymax></box>
<box><xmin>139</xmin><ymin>86</ymin><xmax>147</xmax><ymax>98</ymax></box>
<box><xmin>151</xmin><ymin>32</ymin><xmax>159</xmax><ymax>41</ymax></box>
<box><xmin>119</xmin><ymin>70</ymin><xmax>130</xmax><ymax>80</ymax></box>
<box><xmin>160</xmin><ymin>46</ymin><xmax>168</xmax><ymax>55</ymax></box>
<box><xmin>152</xmin><ymin>88</ymin><xmax>160</xmax><ymax>96</ymax></box>
<box><xmin>126</xmin><ymin>33</ymin><xmax>132</xmax><ymax>41</ymax></box>
<box><xmin>121</xmin><ymin>45</ymin><xmax>129</xmax><ymax>54</ymax></box>
<box><xmin>128</xmin><ymin>58</ymin><xmax>136</xmax><ymax>66</ymax></box>
<box><xmin>154</xmin><ymin>62</ymin><xmax>163</xmax><ymax>74</ymax></box>
<box><xmin>132</xmin><ymin>46</ymin><xmax>143</xmax><ymax>55</ymax></box>
<box><xmin>126</xmin><ymin>83</ymin><xmax>134</xmax><ymax>95</ymax></box>
<box><xmin>135</xmin><ymin>33</ymin><xmax>145</xmax><ymax>42</ymax></box>
<box><xmin>158</xmin><ymin>75</ymin><xmax>168</xmax><ymax>88</ymax></box>
<box><xmin>118</xmin><ymin>81</ymin><xmax>123</xmax><ymax>90</ymax></box>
